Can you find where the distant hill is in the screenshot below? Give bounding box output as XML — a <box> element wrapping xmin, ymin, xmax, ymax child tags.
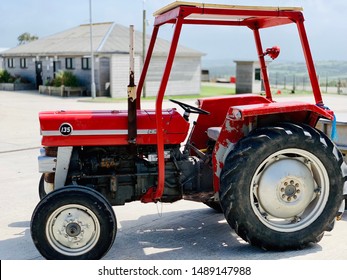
<box><xmin>202</xmin><ymin>59</ymin><xmax>347</xmax><ymax>84</ymax></box>
<box><xmin>268</xmin><ymin>61</ymin><xmax>347</xmax><ymax>79</ymax></box>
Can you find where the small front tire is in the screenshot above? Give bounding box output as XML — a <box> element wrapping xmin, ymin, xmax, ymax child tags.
<box><xmin>31</xmin><ymin>186</ymin><xmax>117</xmax><ymax>259</ymax></box>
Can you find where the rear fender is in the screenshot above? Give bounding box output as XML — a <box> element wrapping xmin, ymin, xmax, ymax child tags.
<box><xmin>212</xmin><ymin>101</ymin><xmax>334</xmax><ymax>192</ymax></box>
<box><xmin>212</xmin><ymin>115</ymin><xmax>255</xmax><ymax>193</ymax></box>
<box><xmin>191</xmin><ymin>94</ymin><xmax>271</xmax><ymax>150</ymax></box>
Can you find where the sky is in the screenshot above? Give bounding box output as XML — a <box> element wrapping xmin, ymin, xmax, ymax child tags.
<box><xmin>1</xmin><ymin>0</ymin><xmax>347</xmax><ymax>63</ymax></box>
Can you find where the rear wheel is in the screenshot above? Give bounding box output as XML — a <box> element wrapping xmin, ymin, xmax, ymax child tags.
<box><xmin>203</xmin><ymin>200</ymin><xmax>223</xmax><ymax>213</ymax></box>
<box><xmin>220</xmin><ymin>123</ymin><xmax>344</xmax><ymax>250</ymax></box>
<box><xmin>31</xmin><ymin>186</ymin><xmax>117</xmax><ymax>259</ymax></box>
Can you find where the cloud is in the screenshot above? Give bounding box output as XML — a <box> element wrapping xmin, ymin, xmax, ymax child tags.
<box><xmin>1</xmin><ymin>0</ymin><xmax>347</xmax><ymax>61</ymax></box>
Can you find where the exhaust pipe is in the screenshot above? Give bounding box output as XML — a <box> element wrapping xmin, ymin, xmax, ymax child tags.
<box><xmin>128</xmin><ymin>25</ymin><xmax>137</xmax><ymax>144</ymax></box>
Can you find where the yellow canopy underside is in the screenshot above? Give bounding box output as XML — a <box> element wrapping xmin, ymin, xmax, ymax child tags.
<box><xmin>154</xmin><ymin>1</ymin><xmax>303</xmax><ymax>16</ymax></box>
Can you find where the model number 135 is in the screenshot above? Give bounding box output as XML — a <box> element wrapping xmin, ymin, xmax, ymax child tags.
<box><xmin>59</xmin><ymin>123</ymin><xmax>73</xmax><ymax>136</ymax></box>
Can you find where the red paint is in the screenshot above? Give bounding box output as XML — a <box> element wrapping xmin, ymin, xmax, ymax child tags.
<box><xmin>41</xmin><ymin>3</ymin><xmax>334</xmax><ymax>203</ymax></box>
<box><xmin>40</xmin><ymin>109</ymin><xmax>189</xmax><ymax>147</ymax></box>
<box><xmin>190</xmin><ymin>94</ymin><xmax>271</xmax><ymax>150</ymax></box>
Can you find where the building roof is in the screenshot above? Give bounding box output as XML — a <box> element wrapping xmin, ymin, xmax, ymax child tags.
<box><xmin>1</xmin><ymin>22</ymin><xmax>203</xmax><ymax>57</ymax></box>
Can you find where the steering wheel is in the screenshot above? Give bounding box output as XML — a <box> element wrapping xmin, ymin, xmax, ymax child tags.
<box><xmin>169</xmin><ymin>99</ymin><xmax>210</xmax><ymax>119</ymax></box>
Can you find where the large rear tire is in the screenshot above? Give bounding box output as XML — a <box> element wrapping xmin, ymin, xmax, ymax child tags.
<box><xmin>31</xmin><ymin>186</ymin><xmax>117</xmax><ymax>259</ymax></box>
<box><xmin>220</xmin><ymin>123</ymin><xmax>345</xmax><ymax>250</ymax></box>
<box><xmin>203</xmin><ymin>200</ymin><xmax>223</xmax><ymax>213</ymax></box>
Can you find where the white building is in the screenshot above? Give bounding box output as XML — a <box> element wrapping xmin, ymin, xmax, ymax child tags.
<box><xmin>1</xmin><ymin>23</ymin><xmax>203</xmax><ymax>97</ymax></box>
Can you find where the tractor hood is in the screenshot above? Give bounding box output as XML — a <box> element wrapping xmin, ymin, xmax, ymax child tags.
<box><xmin>39</xmin><ymin>109</ymin><xmax>189</xmax><ymax>147</ymax></box>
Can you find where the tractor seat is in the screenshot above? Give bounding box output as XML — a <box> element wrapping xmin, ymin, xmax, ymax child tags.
<box><xmin>207</xmin><ymin>127</ymin><xmax>222</xmax><ymax>141</ymax></box>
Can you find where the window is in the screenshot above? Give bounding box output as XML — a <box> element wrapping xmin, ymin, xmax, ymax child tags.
<box><xmin>7</xmin><ymin>58</ymin><xmax>14</xmax><ymax>68</ymax></box>
<box><xmin>65</xmin><ymin>58</ymin><xmax>74</xmax><ymax>69</ymax></box>
<box><xmin>20</xmin><ymin>58</ymin><xmax>27</xmax><ymax>68</ymax></box>
<box><xmin>254</xmin><ymin>68</ymin><xmax>261</xmax><ymax>81</ymax></box>
<box><xmin>81</xmin><ymin>57</ymin><xmax>91</xmax><ymax>70</ymax></box>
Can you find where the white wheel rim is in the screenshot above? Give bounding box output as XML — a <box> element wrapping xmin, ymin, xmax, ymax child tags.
<box><xmin>46</xmin><ymin>204</ymin><xmax>100</xmax><ymax>256</ymax></box>
<box><xmin>250</xmin><ymin>148</ymin><xmax>329</xmax><ymax>232</ymax></box>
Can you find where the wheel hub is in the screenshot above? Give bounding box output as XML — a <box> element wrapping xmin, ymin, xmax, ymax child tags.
<box><xmin>55</xmin><ymin>214</ymin><xmax>90</xmax><ymax>244</ymax></box>
<box><xmin>48</xmin><ymin>205</ymin><xmax>100</xmax><ymax>253</ymax></box>
<box><xmin>280</xmin><ymin>179</ymin><xmax>301</xmax><ymax>202</ymax></box>
<box><xmin>256</xmin><ymin>158</ymin><xmax>316</xmax><ymax>219</ymax></box>
<box><xmin>65</xmin><ymin>222</ymin><xmax>82</xmax><ymax>237</ymax></box>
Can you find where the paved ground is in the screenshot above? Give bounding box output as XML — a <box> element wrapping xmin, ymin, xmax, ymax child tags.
<box><xmin>1</xmin><ymin>89</ymin><xmax>347</xmax><ymax>260</ymax></box>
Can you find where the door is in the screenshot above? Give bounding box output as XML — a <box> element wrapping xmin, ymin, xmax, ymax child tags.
<box><xmin>35</xmin><ymin>61</ymin><xmax>43</xmax><ymax>89</ymax></box>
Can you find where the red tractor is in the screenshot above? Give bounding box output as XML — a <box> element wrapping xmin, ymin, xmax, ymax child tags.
<box><xmin>31</xmin><ymin>2</ymin><xmax>346</xmax><ymax>259</ymax></box>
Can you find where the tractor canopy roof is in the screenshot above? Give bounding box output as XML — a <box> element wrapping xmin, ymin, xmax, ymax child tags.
<box><xmin>153</xmin><ymin>1</ymin><xmax>304</xmax><ymax>29</ymax></box>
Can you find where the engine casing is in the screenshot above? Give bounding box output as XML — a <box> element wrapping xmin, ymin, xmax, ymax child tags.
<box><xmin>41</xmin><ymin>144</ymin><xmax>213</xmax><ymax>205</ymax></box>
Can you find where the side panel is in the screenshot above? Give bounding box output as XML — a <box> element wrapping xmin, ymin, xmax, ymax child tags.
<box><xmin>40</xmin><ymin>109</ymin><xmax>189</xmax><ymax>146</ymax></box>
<box><xmin>54</xmin><ymin>146</ymin><xmax>73</xmax><ymax>189</ymax></box>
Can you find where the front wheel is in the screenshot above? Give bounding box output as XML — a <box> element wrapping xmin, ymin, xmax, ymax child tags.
<box><xmin>220</xmin><ymin>123</ymin><xmax>345</xmax><ymax>250</ymax></box>
<box><xmin>31</xmin><ymin>186</ymin><xmax>117</xmax><ymax>259</ymax></box>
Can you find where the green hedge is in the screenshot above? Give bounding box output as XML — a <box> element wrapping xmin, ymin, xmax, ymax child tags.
<box><xmin>51</xmin><ymin>71</ymin><xmax>79</xmax><ymax>87</ymax></box>
<box><xmin>0</xmin><ymin>70</ymin><xmax>15</xmax><ymax>83</ymax></box>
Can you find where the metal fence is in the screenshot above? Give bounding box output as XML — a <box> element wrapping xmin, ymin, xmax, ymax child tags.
<box><xmin>268</xmin><ymin>73</ymin><xmax>347</xmax><ymax>94</ymax></box>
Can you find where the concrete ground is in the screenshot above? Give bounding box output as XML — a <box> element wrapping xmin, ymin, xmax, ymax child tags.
<box><xmin>0</xmin><ymin>89</ymin><xmax>347</xmax><ymax>260</ymax></box>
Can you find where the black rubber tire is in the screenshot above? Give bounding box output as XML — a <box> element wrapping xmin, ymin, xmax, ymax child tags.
<box><xmin>203</xmin><ymin>201</ymin><xmax>223</xmax><ymax>213</ymax></box>
<box><xmin>31</xmin><ymin>186</ymin><xmax>117</xmax><ymax>259</ymax></box>
<box><xmin>38</xmin><ymin>174</ymin><xmax>48</xmax><ymax>199</ymax></box>
<box><xmin>220</xmin><ymin>123</ymin><xmax>345</xmax><ymax>250</ymax></box>
<box><xmin>39</xmin><ymin>173</ymin><xmax>56</xmax><ymax>200</ymax></box>
<box><xmin>38</xmin><ymin>174</ymin><xmax>46</xmax><ymax>199</ymax></box>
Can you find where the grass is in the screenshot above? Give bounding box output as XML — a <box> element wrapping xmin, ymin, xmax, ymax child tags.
<box><xmin>80</xmin><ymin>84</ymin><xmax>235</xmax><ymax>103</ymax></box>
<box><xmin>270</xmin><ymin>88</ymin><xmax>310</xmax><ymax>96</ymax></box>
<box><xmin>80</xmin><ymin>83</ymin><xmax>321</xmax><ymax>103</ymax></box>
<box><xmin>200</xmin><ymin>84</ymin><xmax>235</xmax><ymax>96</ymax></box>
